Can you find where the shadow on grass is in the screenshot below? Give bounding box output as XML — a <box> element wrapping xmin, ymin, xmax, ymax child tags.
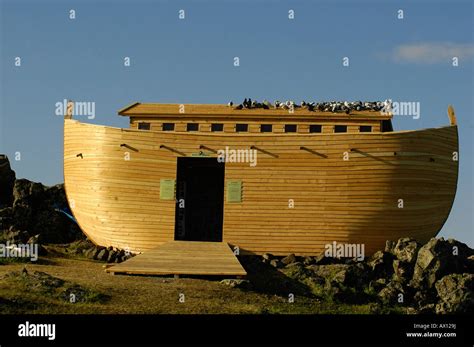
<box><xmin>0</xmin><ymin>257</ymin><xmax>58</xmax><ymax>266</ymax></box>
<box><xmin>239</xmin><ymin>256</ymin><xmax>313</xmax><ymax>297</ymax></box>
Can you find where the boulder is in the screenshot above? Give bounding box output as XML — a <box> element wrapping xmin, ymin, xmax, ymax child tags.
<box><xmin>392</xmin><ymin>259</ymin><xmax>414</xmax><ymax>284</ymax></box>
<box><xmin>412</xmin><ymin>238</ymin><xmax>474</xmax><ymax>289</ymax></box>
<box><xmin>283</xmin><ymin>262</ymin><xmax>312</xmax><ymax>281</ymax></box>
<box><xmin>378</xmin><ymin>281</ymin><xmax>405</xmax><ymax>305</ymax></box>
<box><xmin>281</xmin><ymin>254</ymin><xmax>297</xmax><ymax>265</ymax></box>
<box><xmin>417</xmin><ymin>303</ymin><xmax>436</xmax><ymax>314</ymax></box>
<box><xmin>369</xmin><ymin>278</ymin><xmax>388</xmax><ymax>292</ymax></box>
<box><xmin>269</xmin><ymin>259</ymin><xmax>283</xmax><ymax>268</ymax></box>
<box><xmin>12</xmin><ymin>179</ymin><xmax>44</xmax><ymax>208</ymax></box>
<box><xmin>309</xmin><ymin>263</ymin><xmax>368</xmax><ymax>289</ymax></box>
<box><xmin>96</xmin><ymin>248</ymin><xmax>109</xmax><ymax>262</ymax></box>
<box><xmin>84</xmin><ymin>247</ymin><xmax>96</xmax><ymax>259</ymax></box>
<box><xmin>107</xmin><ymin>250</ymin><xmax>118</xmax><ymax>263</ymax></box>
<box><xmin>393</xmin><ymin>237</ymin><xmax>420</xmax><ymax>264</ymax></box>
<box><xmin>220</xmin><ymin>279</ymin><xmax>252</xmax><ymax>290</ymax></box>
<box><xmin>412</xmin><ymin>289</ymin><xmax>437</xmax><ymax>308</ymax></box>
<box><xmin>435</xmin><ymin>273</ymin><xmax>474</xmax><ymax>314</ymax></box>
<box><xmin>92</xmin><ymin>246</ymin><xmax>105</xmax><ymax>260</ymax></box>
<box><xmin>262</xmin><ymin>253</ymin><xmax>273</xmax><ymax>263</ymax></box>
<box><xmin>385</xmin><ymin>240</ymin><xmax>396</xmax><ymax>254</ymax></box>
<box><xmin>26</xmin><ymin>234</ymin><xmax>48</xmax><ymax>256</ymax></box>
<box><xmin>0</xmin><ymin>156</ymin><xmax>16</xmax><ymax>208</ymax></box>
<box><xmin>367</xmin><ymin>251</ymin><xmax>394</xmax><ymax>279</ymax></box>
<box><xmin>313</xmin><ymin>253</ymin><xmax>338</xmax><ymax>265</ymax></box>
<box><xmin>0</xmin><ymin>207</ymin><xmax>13</xmax><ymax>218</ymax></box>
<box><xmin>4</xmin><ymin>180</ymin><xmax>84</xmax><ymax>244</ymax></box>
<box><xmin>115</xmin><ymin>249</ymin><xmax>126</xmax><ymax>263</ymax></box>
<box><xmin>468</xmin><ymin>255</ymin><xmax>474</xmax><ymax>273</ymax></box>
<box><xmin>2</xmin><ymin>227</ymin><xmax>29</xmax><ymax>244</ymax></box>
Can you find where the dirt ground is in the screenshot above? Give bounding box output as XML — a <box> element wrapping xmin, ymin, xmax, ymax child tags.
<box><xmin>0</xmin><ymin>253</ymin><xmax>380</xmax><ymax>314</ymax></box>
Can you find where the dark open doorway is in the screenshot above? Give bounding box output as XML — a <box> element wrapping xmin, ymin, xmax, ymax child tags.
<box><xmin>175</xmin><ymin>157</ymin><xmax>225</xmax><ymax>242</ymax></box>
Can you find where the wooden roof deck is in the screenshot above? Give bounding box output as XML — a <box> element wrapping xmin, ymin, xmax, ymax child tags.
<box><xmin>118</xmin><ymin>102</ymin><xmax>392</xmax><ymax>120</ymax></box>
<box><xmin>105</xmin><ymin>241</ymin><xmax>247</xmax><ymax>277</ymax></box>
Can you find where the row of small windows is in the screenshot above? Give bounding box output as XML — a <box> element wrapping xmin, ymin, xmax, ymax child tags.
<box><xmin>137</xmin><ymin>122</ymin><xmax>372</xmax><ymax>133</ymax></box>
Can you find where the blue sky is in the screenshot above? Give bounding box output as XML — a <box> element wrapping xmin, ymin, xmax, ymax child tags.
<box><xmin>0</xmin><ymin>0</ymin><xmax>473</xmax><ymax>245</ymax></box>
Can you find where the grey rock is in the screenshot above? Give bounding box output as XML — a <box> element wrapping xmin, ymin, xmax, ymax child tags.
<box><xmin>281</xmin><ymin>253</ymin><xmax>297</xmax><ymax>265</ymax></box>
<box><xmin>303</xmin><ymin>256</ymin><xmax>315</xmax><ymax>265</ymax></box>
<box><xmin>313</xmin><ymin>253</ymin><xmax>338</xmax><ymax>265</ymax></box>
<box><xmin>435</xmin><ymin>273</ymin><xmax>474</xmax><ymax>314</ymax></box>
<box><xmin>367</xmin><ymin>251</ymin><xmax>394</xmax><ymax>279</ymax></box>
<box><xmin>468</xmin><ymin>255</ymin><xmax>474</xmax><ymax>273</ymax></box>
<box><xmin>107</xmin><ymin>251</ymin><xmax>117</xmax><ymax>263</ymax></box>
<box><xmin>385</xmin><ymin>240</ymin><xmax>396</xmax><ymax>254</ymax></box>
<box><xmin>393</xmin><ymin>237</ymin><xmax>420</xmax><ymax>264</ymax></box>
<box><xmin>269</xmin><ymin>259</ymin><xmax>283</xmax><ymax>268</ymax></box>
<box><xmin>417</xmin><ymin>303</ymin><xmax>436</xmax><ymax>314</ymax></box>
<box><xmin>392</xmin><ymin>259</ymin><xmax>414</xmax><ymax>284</ymax></box>
<box><xmin>310</xmin><ymin>263</ymin><xmax>368</xmax><ymax>289</ymax></box>
<box><xmin>378</xmin><ymin>281</ymin><xmax>405</xmax><ymax>305</ymax></box>
<box><xmin>0</xmin><ymin>207</ymin><xmax>13</xmax><ymax>219</ymax></box>
<box><xmin>220</xmin><ymin>279</ymin><xmax>252</xmax><ymax>289</ymax></box>
<box><xmin>412</xmin><ymin>238</ymin><xmax>474</xmax><ymax>289</ymax></box>
<box><xmin>283</xmin><ymin>262</ymin><xmax>311</xmax><ymax>281</ymax></box>
<box><xmin>92</xmin><ymin>246</ymin><xmax>105</xmax><ymax>260</ymax></box>
<box><xmin>115</xmin><ymin>250</ymin><xmax>126</xmax><ymax>263</ymax></box>
<box><xmin>13</xmin><ymin>179</ymin><xmax>44</xmax><ymax>207</ymax></box>
<box><xmin>413</xmin><ymin>290</ymin><xmax>437</xmax><ymax>308</ymax></box>
<box><xmin>84</xmin><ymin>248</ymin><xmax>96</xmax><ymax>259</ymax></box>
<box><xmin>0</xmin><ymin>155</ymin><xmax>16</xmax><ymax>208</ymax></box>
<box><xmin>261</xmin><ymin>253</ymin><xmax>273</xmax><ymax>263</ymax></box>
<box><xmin>369</xmin><ymin>278</ymin><xmax>388</xmax><ymax>292</ymax></box>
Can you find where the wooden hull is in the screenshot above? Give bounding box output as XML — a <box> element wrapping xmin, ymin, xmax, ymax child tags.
<box><xmin>64</xmin><ymin>119</ymin><xmax>458</xmax><ymax>255</ymax></box>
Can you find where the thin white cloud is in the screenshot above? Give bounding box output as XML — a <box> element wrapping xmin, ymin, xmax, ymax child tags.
<box><xmin>393</xmin><ymin>42</ymin><xmax>474</xmax><ymax>64</ymax></box>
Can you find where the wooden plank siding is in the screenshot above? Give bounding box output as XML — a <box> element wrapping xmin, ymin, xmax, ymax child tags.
<box><xmin>64</xmin><ymin>119</ymin><xmax>458</xmax><ymax>256</ymax></box>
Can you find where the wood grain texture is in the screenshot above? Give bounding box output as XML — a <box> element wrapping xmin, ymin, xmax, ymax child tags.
<box><xmin>64</xmin><ymin>119</ymin><xmax>458</xmax><ymax>256</ymax></box>
<box><xmin>119</xmin><ymin>103</ymin><xmax>392</xmax><ymax>120</ymax></box>
<box><xmin>105</xmin><ymin>241</ymin><xmax>247</xmax><ymax>276</ymax></box>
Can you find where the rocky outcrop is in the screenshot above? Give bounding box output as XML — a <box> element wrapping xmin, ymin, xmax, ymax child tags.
<box><xmin>435</xmin><ymin>273</ymin><xmax>474</xmax><ymax>314</ymax></box>
<box><xmin>411</xmin><ymin>238</ymin><xmax>474</xmax><ymax>289</ymax></box>
<box><xmin>1</xmin><ymin>268</ymin><xmax>108</xmax><ymax>303</ymax></box>
<box><xmin>220</xmin><ymin>279</ymin><xmax>252</xmax><ymax>290</ymax></box>
<box><xmin>0</xmin><ymin>155</ymin><xmax>15</xmax><ymax>207</ymax></box>
<box><xmin>0</xmin><ymin>156</ymin><xmax>84</xmax><ymax>245</ymax></box>
<box><xmin>65</xmin><ymin>240</ymin><xmax>134</xmax><ymax>264</ymax></box>
<box><xmin>253</xmin><ymin>237</ymin><xmax>474</xmax><ymax>313</ymax></box>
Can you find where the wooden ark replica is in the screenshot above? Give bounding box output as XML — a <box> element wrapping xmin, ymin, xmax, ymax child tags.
<box><xmin>63</xmin><ymin>102</ymin><xmax>459</xmax><ymax>270</ymax></box>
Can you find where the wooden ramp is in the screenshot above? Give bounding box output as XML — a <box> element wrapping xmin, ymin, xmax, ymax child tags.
<box><xmin>105</xmin><ymin>241</ymin><xmax>247</xmax><ymax>277</ymax></box>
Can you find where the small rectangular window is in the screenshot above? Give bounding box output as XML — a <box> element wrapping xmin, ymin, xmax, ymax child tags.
<box><xmin>162</xmin><ymin>123</ymin><xmax>175</xmax><ymax>131</ymax></box>
<box><xmin>381</xmin><ymin>120</ymin><xmax>393</xmax><ymax>132</ymax></box>
<box><xmin>334</xmin><ymin>125</ymin><xmax>347</xmax><ymax>133</ymax></box>
<box><xmin>260</xmin><ymin>124</ymin><xmax>272</xmax><ymax>132</ymax></box>
<box><xmin>236</xmin><ymin>124</ymin><xmax>248</xmax><ymax>132</ymax></box>
<box><xmin>285</xmin><ymin>124</ymin><xmax>297</xmax><ymax>133</ymax></box>
<box><xmin>309</xmin><ymin>125</ymin><xmax>322</xmax><ymax>133</ymax></box>
<box><xmin>187</xmin><ymin>123</ymin><xmax>199</xmax><ymax>131</ymax></box>
<box><xmin>138</xmin><ymin>122</ymin><xmax>150</xmax><ymax>130</ymax></box>
<box><xmin>360</xmin><ymin>126</ymin><xmax>372</xmax><ymax>133</ymax></box>
<box><xmin>211</xmin><ymin>123</ymin><xmax>223</xmax><ymax>132</ymax></box>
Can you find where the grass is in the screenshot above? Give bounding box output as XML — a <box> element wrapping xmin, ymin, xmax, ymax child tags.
<box><xmin>0</xmin><ymin>251</ymin><xmax>405</xmax><ymax>314</ymax></box>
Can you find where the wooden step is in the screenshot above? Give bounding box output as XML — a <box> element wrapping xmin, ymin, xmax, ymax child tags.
<box><xmin>105</xmin><ymin>241</ymin><xmax>247</xmax><ymax>277</ymax></box>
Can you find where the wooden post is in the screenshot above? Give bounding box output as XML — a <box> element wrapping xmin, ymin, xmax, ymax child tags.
<box><xmin>65</xmin><ymin>100</ymin><xmax>73</xmax><ymax>119</ymax></box>
<box><xmin>447</xmin><ymin>105</ymin><xmax>457</xmax><ymax>126</ymax></box>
